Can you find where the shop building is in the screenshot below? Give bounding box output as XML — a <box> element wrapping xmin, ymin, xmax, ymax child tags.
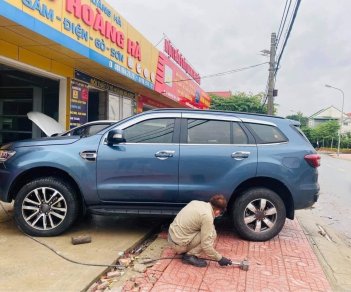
<box><xmin>0</xmin><ymin>0</ymin><xmax>210</xmax><ymax>145</ymax></box>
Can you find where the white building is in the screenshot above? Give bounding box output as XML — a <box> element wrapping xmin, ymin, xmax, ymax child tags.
<box><xmin>308</xmin><ymin>106</ymin><xmax>351</xmax><ymax>134</ymax></box>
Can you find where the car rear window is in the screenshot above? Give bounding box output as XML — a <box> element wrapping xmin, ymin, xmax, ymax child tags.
<box><xmin>245</xmin><ymin>123</ymin><xmax>288</xmax><ymax>144</ymax></box>
<box><xmin>291</xmin><ymin>125</ymin><xmax>311</xmax><ymax>143</ymax></box>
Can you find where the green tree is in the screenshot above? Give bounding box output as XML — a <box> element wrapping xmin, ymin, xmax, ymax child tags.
<box><xmin>313</xmin><ymin>120</ymin><xmax>339</xmax><ymax>148</ymax></box>
<box><xmin>285</xmin><ymin>111</ymin><xmax>308</xmax><ymax>127</ymax></box>
<box><xmin>341</xmin><ymin>132</ymin><xmax>351</xmax><ymax>149</ymax></box>
<box><xmin>301</xmin><ymin>126</ymin><xmax>314</xmax><ymax>142</ymax></box>
<box><xmin>210</xmin><ymin>92</ymin><xmax>268</xmax><ymax>114</ymax></box>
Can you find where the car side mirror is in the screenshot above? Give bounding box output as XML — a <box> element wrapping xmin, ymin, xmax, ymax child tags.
<box><xmin>107</xmin><ymin>129</ymin><xmax>126</xmax><ymax>145</ymax></box>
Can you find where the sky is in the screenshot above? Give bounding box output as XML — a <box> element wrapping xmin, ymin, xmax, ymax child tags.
<box><xmin>111</xmin><ymin>0</ymin><xmax>350</xmax><ymax>118</ymax></box>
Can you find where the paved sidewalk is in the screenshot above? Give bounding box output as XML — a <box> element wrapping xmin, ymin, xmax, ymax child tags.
<box><xmin>328</xmin><ymin>153</ymin><xmax>351</xmax><ymax>160</ymax></box>
<box><xmin>122</xmin><ymin>218</ymin><xmax>332</xmax><ymax>291</ymax></box>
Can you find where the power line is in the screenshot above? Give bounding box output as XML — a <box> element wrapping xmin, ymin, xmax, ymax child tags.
<box><xmin>275</xmin><ymin>0</ymin><xmax>301</xmax><ymax>76</ymax></box>
<box><xmin>153</xmin><ymin>34</ymin><xmax>166</xmax><ymax>47</ymax></box>
<box><xmin>276</xmin><ymin>0</ymin><xmax>292</xmax><ymax>47</ymax></box>
<box><xmin>165</xmin><ymin>62</ymin><xmax>269</xmax><ymax>84</ymax></box>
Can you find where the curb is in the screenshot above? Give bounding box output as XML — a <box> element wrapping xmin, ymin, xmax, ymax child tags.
<box><xmin>296</xmin><ymin>210</ymin><xmax>351</xmax><ymax>291</ymax></box>
<box><xmin>83</xmin><ymin>222</ymin><xmax>162</xmax><ymax>291</ymax></box>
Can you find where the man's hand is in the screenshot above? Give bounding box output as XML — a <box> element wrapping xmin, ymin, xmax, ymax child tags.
<box><xmin>218</xmin><ymin>256</ymin><xmax>232</xmax><ymax>266</ymax></box>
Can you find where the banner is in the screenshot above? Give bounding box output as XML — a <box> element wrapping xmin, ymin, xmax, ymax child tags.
<box><xmin>70</xmin><ymin>80</ymin><xmax>89</xmax><ymax>128</ymax></box>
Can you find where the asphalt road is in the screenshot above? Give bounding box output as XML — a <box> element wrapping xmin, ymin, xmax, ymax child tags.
<box><xmin>312</xmin><ymin>153</ymin><xmax>351</xmax><ymax>245</ymax></box>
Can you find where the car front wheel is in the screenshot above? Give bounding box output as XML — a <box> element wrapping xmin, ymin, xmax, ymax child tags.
<box><xmin>14</xmin><ymin>177</ymin><xmax>78</xmax><ymax>237</ymax></box>
<box><xmin>233</xmin><ymin>187</ymin><xmax>286</xmax><ymax>241</ymax></box>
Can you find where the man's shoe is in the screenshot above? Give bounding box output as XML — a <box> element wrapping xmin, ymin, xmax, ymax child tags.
<box><xmin>182</xmin><ymin>254</ymin><xmax>207</xmax><ymax>267</ymax></box>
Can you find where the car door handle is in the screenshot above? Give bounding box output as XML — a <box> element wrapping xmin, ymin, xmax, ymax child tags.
<box><xmin>155</xmin><ymin>150</ymin><xmax>175</xmax><ymax>160</ymax></box>
<box><xmin>231</xmin><ymin>151</ymin><xmax>250</xmax><ymax>160</ymax></box>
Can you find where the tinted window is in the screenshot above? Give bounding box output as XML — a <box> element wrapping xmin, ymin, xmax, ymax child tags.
<box><xmin>232</xmin><ymin>123</ymin><xmax>248</xmax><ymax>144</ymax></box>
<box><xmin>187</xmin><ymin>119</ymin><xmax>230</xmax><ymax>144</ymax></box>
<box><xmin>292</xmin><ymin>125</ymin><xmax>310</xmax><ymax>143</ymax></box>
<box><xmin>63</xmin><ymin>123</ymin><xmax>112</xmax><ymax>137</ymax></box>
<box><xmin>246</xmin><ymin>123</ymin><xmax>287</xmax><ymax>143</ymax></box>
<box><xmin>86</xmin><ymin>123</ymin><xmax>112</xmax><ymax>135</ymax></box>
<box><xmin>124</xmin><ymin>118</ymin><xmax>175</xmax><ymax>143</ymax></box>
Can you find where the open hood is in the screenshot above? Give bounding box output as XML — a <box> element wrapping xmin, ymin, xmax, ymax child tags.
<box><xmin>27</xmin><ymin>111</ymin><xmax>65</xmax><ymax>137</ymax></box>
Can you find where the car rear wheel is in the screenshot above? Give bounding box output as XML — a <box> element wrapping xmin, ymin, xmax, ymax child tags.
<box><xmin>14</xmin><ymin>177</ymin><xmax>78</xmax><ymax>237</ymax></box>
<box><xmin>233</xmin><ymin>187</ymin><xmax>286</xmax><ymax>241</ymax></box>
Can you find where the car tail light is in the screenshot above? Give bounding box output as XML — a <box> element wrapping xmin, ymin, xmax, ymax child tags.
<box><xmin>304</xmin><ymin>154</ymin><xmax>321</xmax><ymax>168</ymax></box>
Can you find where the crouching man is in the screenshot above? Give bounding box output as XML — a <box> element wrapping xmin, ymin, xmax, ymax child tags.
<box><xmin>168</xmin><ymin>194</ymin><xmax>232</xmax><ymax>267</ymax></box>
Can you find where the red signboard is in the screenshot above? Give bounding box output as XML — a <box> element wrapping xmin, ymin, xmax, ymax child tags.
<box><xmin>164</xmin><ymin>39</ymin><xmax>200</xmax><ymax>84</ymax></box>
<box><xmin>154</xmin><ymin>52</ymin><xmax>210</xmax><ymax>109</ymax></box>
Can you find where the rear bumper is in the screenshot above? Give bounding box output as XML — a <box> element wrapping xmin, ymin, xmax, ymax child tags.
<box><xmin>314</xmin><ymin>193</ymin><xmax>319</xmax><ymax>203</ymax></box>
<box><xmin>294</xmin><ymin>185</ymin><xmax>320</xmax><ymax>210</ymax></box>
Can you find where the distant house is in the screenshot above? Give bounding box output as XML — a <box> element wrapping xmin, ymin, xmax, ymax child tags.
<box><xmin>207</xmin><ymin>91</ymin><xmax>232</xmax><ymax>98</ymax></box>
<box><xmin>308</xmin><ymin>106</ymin><xmax>351</xmax><ymax>133</ymax></box>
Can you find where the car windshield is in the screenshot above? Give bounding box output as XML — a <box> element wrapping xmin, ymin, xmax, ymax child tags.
<box><xmin>62</xmin><ymin>123</ymin><xmax>114</xmax><ymax>137</ymax></box>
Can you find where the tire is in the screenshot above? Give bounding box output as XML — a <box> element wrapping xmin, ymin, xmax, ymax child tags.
<box><xmin>232</xmin><ymin>187</ymin><xmax>286</xmax><ymax>241</ymax></box>
<box><xmin>14</xmin><ymin>177</ymin><xmax>79</xmax><ymax>237</ymax></box>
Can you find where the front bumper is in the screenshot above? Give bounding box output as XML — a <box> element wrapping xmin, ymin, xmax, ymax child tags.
<box><xmin>0</xmin><ymin>164</ymin><xmax>14</xmax><ymax>202</ymax></box>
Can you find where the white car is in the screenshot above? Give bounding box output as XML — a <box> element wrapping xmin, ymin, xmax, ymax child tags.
<box><xmin>27</xmin><ymin>112</ymin><xmax>116</xmax><ymax>137</ymax></box>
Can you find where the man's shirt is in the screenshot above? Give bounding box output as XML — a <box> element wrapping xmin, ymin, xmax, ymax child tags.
<box><xmin>169</xmin><ymin>200</ymin><xmax>221</xmax><ymax>261</ymax></box>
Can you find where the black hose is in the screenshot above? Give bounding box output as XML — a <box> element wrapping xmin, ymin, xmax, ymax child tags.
<box><xmin>1</xmin><ymin>204</ymin><xmax>220</xmax><ymax>268</ymax></box>
<box><xmin>25</xmin><ymin>234</ymin><xmax>125</xmax><ymax>268</ymax></box>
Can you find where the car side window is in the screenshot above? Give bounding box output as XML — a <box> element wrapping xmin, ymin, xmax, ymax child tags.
<box><xmin>246</xmin><ymin>123</ymin><xmax>288</xmax><ymax>143</ymax></box>
<box><xmin>232</xmin><ymin>123</ymin><xmax>249</xmax><ymax>144</ymax></box>
<box><xmin>71</xmin><ymin>127</ymin><xmax>84</xmax><ymax>136</ymax></box>
<box><xmin>87</xmin><ymin>124</ymin><xmax>111</xmax><ymax>136</ymax></box>
<box><xmin>124</xmin><ymin>118</ymin><xmax>175</xmax><ymax>143</ymax></box>
<box><xmin>187</xmin><ymin>119</ymin><xmax>230</xmax><ymax>144</ymax></box>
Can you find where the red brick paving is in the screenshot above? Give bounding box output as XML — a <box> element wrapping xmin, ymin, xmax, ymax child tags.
<box><xmin>123</xmin><ymin>219</ymin><xmax>332</xmax><ymax>292</ymax></box>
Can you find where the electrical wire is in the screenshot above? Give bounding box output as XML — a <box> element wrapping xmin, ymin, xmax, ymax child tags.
<box><xmin>139</xmin><ymin>256</ymin><xmax>219</xmax><ymax>264</ymax></box>
<box><xmin>276</xmin><ymin>0</ymin><xmax>292</xmax><ymax>48</ymax></box>
<box><xmin>153</xmin><ymin>34</ymin><xmax>166</xmax><ymax>48</ymax></box>
<box><xmin>24</xmin><ymin>233</ymin><xmax>126</xmax><ymax>268</ymax></box>
<box><xmin>275</xmin><ymin>0</ymin><xmax>301</xmax><ymax>76</ymax></box>
<box><xmin>0</xmin><ymin>207</ymin><xmax>150</xmax><ymax>268</ymax></box>
<box><xmin>165</xmin><ymin>62</ymin><xmax>269</xmax><ymax>84</ymax></box>
<box><xmin>3</xmin><ymin>215</ymin><xmax>231</xmax><ymax>269</ymax></box>
<box><xmin>23</xmin><ymin>234</ymin><xmax>217</xmax><ymax>269</ymax></box>
<box><xmin>23</xmin><ymin>233</ymin><xmax>218</xmax><ymax>269</ymax></box>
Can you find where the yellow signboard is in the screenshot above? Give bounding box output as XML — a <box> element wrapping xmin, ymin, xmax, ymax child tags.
<box><xmin>4</xmin><ymin>0</ymin><xmax>158</xmax><ymax>89</ymax></box>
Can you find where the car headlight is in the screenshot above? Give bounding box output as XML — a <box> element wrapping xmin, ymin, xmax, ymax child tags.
<box><xmin>0</xmin><ymin>150</ymin><xmax>16</xmax><ymax>162</ymax></box>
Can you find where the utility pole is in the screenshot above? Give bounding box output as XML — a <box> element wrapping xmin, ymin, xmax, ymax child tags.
<box><xmin>267</xmin><ymin>33</ymin><xmax>277</xmax><ymax>115</ymax></box>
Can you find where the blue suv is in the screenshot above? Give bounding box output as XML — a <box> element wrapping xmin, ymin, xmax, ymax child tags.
<box><xmin>0</xmin><ymin>109</ymin><xmax>320</xmax><ymax>241</ymax></box>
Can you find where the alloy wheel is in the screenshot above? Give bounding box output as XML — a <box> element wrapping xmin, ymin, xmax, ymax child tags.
<box><xmin>243</xmin><ymin>198</ymin><xmax>277</xmax><ymax>233</ymax></box>
<box><xmin>21</xmin><ymin>187</ymin><xmax>67</xmax><ymax>231</ymax></box>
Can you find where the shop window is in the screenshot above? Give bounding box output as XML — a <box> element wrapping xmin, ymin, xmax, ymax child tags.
<box><xmin>0</xmin><ymin>89</ymin><xmax>33</xmax><ymax>145</ymax></box>
<box><xmin>108</xmin><ymin>94</ymin><xmax>121</xmax><ymax>120</ymax></box>
<box><xmin>109</xmin><ymin>93</ymin><xmax>134</xmax><ymax>121</ymax></box>
<box><xmin>122</xmin><ymin>97</ymin><xmax>133</xmax><ymax>119</ymax></box>
<box><xmin>0</xmin><ymin>64</ymin><xmax>60</xmax><ymax>144</ymax></box>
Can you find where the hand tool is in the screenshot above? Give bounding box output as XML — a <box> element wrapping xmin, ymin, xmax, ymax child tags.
<box><xmin>230</xmin><ymin>259</ymin><xmax>249</xmax><ymax>271</ymax></box>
